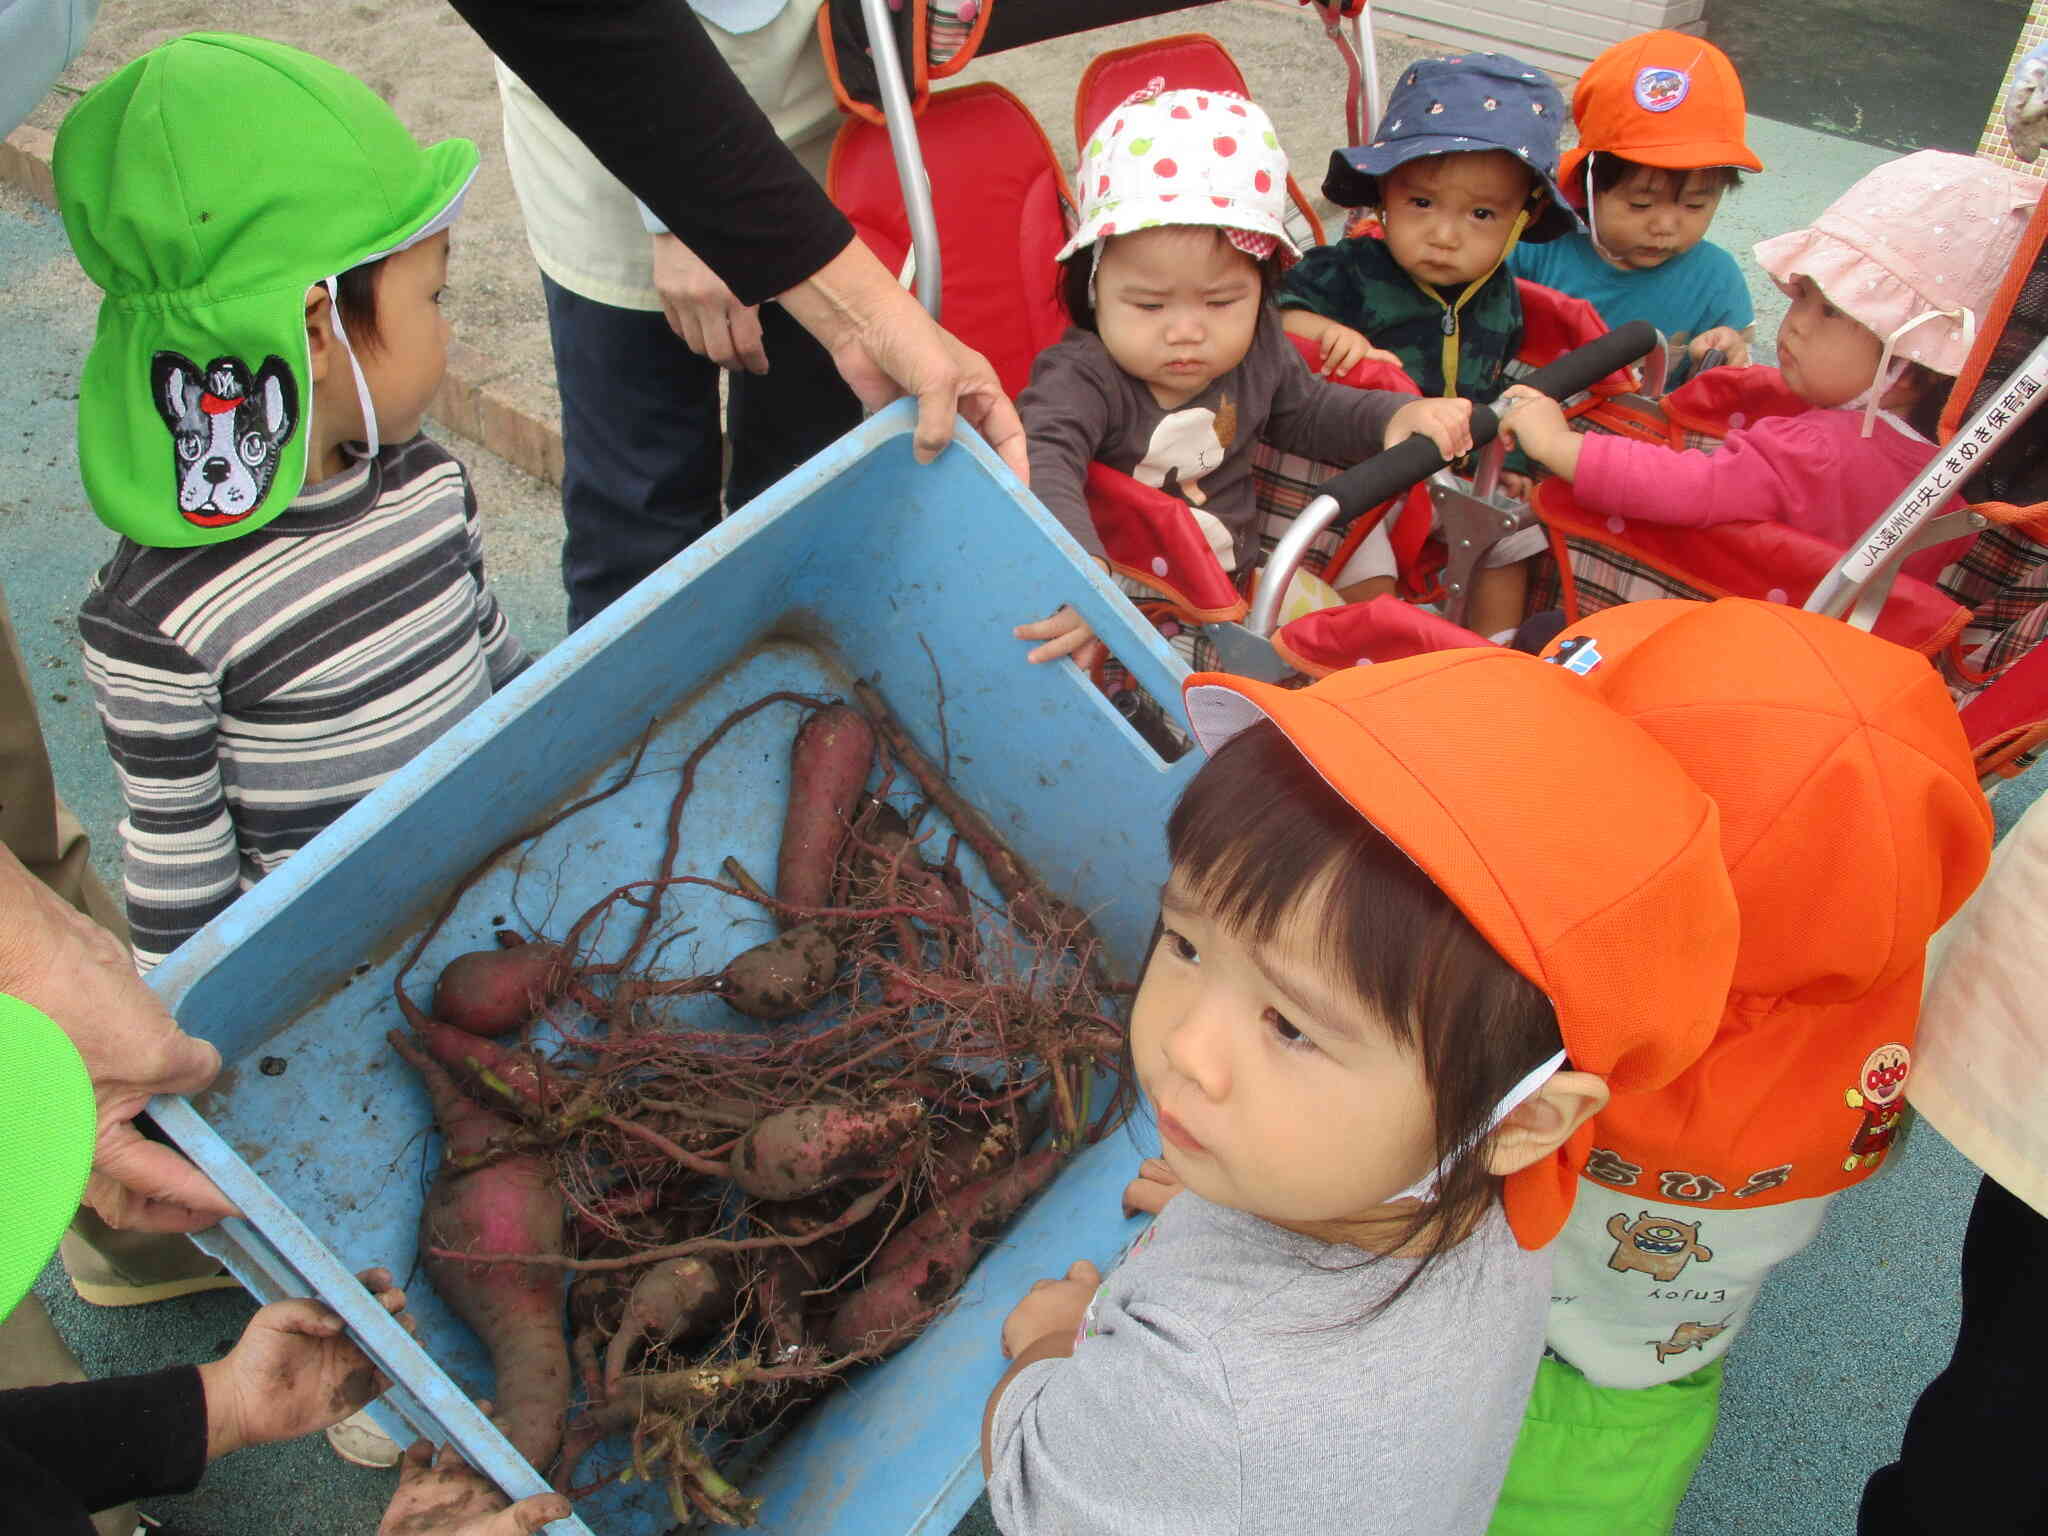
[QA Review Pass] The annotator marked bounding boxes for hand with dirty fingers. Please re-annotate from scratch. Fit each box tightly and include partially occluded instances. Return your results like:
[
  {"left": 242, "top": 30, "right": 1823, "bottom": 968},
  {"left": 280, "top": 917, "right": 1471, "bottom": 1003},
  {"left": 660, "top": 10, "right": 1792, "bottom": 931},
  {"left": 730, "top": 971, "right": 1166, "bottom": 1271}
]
[
  {"left": 196, "top": 1267, "right": 409, "bottom": 1461},
  {"left": 379, "top": 1434, "right": 572, "bottom": 1535}
]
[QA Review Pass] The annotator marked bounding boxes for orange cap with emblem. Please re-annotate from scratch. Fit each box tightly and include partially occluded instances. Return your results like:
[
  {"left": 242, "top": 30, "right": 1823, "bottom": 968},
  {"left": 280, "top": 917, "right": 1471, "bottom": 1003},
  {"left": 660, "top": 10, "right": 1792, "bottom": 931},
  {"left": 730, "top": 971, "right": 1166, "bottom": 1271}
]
[
  {"left": 1557, "top": 30, "right": 1763, "bottom": 197},
  {"left": 1182, "top": 645, "right": 1740, "bottom": 1249}
]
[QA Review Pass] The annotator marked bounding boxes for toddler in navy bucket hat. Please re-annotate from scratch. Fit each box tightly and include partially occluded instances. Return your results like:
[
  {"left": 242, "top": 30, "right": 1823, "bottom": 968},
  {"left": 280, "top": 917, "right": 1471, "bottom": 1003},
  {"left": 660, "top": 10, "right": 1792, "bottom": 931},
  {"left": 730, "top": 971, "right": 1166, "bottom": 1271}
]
[{"left": 1275, "top": 52, "right": 1581, "bottom": 638}]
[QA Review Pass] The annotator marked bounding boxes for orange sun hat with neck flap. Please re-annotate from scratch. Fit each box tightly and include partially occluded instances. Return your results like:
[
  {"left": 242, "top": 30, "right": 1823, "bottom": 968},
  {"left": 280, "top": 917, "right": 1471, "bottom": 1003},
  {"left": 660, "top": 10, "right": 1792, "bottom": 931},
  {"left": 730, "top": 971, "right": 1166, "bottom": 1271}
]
[{"left": 1182, "top": 644, "right": 1741, "bottom": 1249}]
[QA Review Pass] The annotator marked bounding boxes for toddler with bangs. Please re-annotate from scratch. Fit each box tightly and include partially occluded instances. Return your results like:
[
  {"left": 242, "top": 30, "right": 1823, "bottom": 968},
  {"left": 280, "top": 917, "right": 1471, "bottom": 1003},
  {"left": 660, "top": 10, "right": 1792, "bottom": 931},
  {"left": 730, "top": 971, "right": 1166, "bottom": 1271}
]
[
  {"left": 1275, "top": 52, "right": 1585, "bottom": 635},
  {"left": 980, "top": 648, "right": 1744, "bottom": 1536},
  {"left": 1501, "top": 151, "right": 2043, "bottom": 588},
  {"left": 1012, "top": 84, "right": 1470, "bottom": 671},
  {"left": 1510, "top": 31, "right": 1762, "bottom": 371}
]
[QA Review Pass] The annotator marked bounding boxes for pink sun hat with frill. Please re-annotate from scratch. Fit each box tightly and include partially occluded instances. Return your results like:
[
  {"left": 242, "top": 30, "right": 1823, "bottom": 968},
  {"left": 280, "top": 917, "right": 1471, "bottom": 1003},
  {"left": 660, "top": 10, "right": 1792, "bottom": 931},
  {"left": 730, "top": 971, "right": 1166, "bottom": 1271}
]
[
  {"left": 1753, "top": 149, "right": 2044, "bottom": 377},
  {"left": 1057, "top": 82, "right": 1299, "bottom": 266}
]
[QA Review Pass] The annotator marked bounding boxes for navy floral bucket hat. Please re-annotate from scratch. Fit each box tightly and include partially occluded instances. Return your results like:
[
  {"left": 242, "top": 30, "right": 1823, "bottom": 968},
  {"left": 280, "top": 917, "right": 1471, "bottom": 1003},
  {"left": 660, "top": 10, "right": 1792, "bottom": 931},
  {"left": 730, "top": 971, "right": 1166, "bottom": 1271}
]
[{"left": 1324, "top": 53, "right": 1585, "bottom": 242}]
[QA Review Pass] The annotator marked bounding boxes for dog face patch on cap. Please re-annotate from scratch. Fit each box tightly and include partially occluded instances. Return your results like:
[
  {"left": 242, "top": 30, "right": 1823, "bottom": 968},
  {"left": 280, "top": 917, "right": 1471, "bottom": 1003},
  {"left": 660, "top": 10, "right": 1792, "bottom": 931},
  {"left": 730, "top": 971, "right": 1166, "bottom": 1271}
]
[
  {"left": 1634, "top": 66, "right": 1691, "bottom": 113},
  {"left": 151, "top": 351, "right": 301, "bottom": 531}
]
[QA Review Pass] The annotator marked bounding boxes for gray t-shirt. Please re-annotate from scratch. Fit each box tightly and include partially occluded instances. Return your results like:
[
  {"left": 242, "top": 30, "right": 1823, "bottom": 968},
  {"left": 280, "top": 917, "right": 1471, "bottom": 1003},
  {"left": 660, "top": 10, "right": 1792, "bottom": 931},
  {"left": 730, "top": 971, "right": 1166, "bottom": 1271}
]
[
  {"left": 1018, "top": 313, "right": 1404, "bottom": 569},
  {"left": 987, "top": 1193, "right": 1549, "bottom": 1536}
]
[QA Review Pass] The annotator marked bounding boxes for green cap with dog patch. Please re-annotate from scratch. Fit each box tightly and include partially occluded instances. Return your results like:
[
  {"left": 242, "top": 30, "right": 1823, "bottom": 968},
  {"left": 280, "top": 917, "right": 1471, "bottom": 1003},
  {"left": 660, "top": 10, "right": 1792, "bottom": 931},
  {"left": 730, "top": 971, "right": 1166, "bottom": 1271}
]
[{"left": 53, "top": 32, "right": 477, "bottom": 548}]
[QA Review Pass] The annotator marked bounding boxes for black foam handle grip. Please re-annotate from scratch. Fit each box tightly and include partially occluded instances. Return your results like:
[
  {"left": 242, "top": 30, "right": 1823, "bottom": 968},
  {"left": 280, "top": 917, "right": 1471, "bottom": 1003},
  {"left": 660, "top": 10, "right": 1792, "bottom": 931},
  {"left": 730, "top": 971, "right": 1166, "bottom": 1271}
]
[{"left": 1315, "top": 320, "right": 1659, "bottom": 520}]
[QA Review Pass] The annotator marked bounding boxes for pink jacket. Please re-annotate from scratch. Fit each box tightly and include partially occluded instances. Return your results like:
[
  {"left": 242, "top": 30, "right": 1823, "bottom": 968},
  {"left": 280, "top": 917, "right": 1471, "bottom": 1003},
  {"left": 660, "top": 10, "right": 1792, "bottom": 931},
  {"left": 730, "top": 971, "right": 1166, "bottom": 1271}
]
[{"left": 1572, "top": 406, "right": 1973, "bottom": 587}]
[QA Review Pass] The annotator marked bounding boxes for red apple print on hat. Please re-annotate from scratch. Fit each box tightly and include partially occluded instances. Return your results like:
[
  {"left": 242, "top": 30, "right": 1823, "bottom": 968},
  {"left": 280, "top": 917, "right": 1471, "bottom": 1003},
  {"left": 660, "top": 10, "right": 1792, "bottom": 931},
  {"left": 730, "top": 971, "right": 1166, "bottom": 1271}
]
[
  {"left": 1155, "top": 158, "right": 1178, "bottom": 177},
  {"left": 1229, "top": 103, "right": 1247, "bottom": 116},
  {"left": 1213, "top": 136, "right": 1237, "bottom": 156},
  {"left": 1100, "top": 222, "right": 1116, "bottom": 236},
  {"left": 1196, "top": 96, "right": 1209, "bottom": 108},
  {"left": 1170, "top": 105, "right": 1192, "bottom": 119},
  {"left": 1211, "top": 196, "right": 1229, "bottom": 207},
  {"left": 1254, "top": 169, "right": 1272, "bottom": 193},
  {"left": 1160, "top": 193, "right": 1177, "bottom": 202},
  {"left": 1098, "top": 174, "right": 1110, "bottom": 194}
]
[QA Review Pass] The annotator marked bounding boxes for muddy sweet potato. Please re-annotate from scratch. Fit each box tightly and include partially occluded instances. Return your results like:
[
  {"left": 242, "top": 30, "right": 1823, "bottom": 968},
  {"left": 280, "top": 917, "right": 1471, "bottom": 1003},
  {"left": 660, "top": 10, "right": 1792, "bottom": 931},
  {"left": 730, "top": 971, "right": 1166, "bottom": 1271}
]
[
  {"left": 433, "top": 933, "right": 568, "bottom": 1037},
  {"left": 412, "top": 1018, "right": 568, "bottom": 1116},
  {"left": 389, "top": 1030, "right": 570, "bottom": 1471},
  {"left": 602, "top": 1256, "right": 732, "bottom": 1392},
  {"left": 729, "top": 1096, "right": 924, "bottom": 1201},
  {"left": 711, "top": 923, "right": 840, "bottom": 1020},
  {"left": 825, "top": 1146, "right": 1061, "bottom": 1357},
  {"left": 775, "top": 704, "right": 875, "bottom": 926}
]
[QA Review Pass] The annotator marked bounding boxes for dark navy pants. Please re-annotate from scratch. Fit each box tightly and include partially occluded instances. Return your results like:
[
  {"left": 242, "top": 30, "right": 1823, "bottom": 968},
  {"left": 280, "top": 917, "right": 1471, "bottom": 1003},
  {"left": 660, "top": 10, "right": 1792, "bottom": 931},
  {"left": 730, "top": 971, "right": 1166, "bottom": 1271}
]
[
  {"left": 542, "top": 274, "right": 862, "bottom": 630},
  {"left": 1859, "top": 1175, "right": 2048, "bottom": 1535}
]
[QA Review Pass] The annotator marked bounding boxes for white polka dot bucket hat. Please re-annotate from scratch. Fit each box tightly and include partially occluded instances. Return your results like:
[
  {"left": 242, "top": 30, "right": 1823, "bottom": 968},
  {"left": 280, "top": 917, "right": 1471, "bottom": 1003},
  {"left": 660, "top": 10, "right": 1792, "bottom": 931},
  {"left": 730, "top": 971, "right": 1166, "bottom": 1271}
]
[{"left": 1058, "top": 82, "right": 1299, "bottom": 266}]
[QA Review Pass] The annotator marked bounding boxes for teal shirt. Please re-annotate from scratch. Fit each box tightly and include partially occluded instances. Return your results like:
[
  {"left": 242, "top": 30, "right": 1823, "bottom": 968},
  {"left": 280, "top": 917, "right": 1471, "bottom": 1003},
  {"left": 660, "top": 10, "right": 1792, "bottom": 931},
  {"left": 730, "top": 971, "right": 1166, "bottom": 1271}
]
[{"left": 1510, "top": 234, "right": 1754, "bottom": 347}]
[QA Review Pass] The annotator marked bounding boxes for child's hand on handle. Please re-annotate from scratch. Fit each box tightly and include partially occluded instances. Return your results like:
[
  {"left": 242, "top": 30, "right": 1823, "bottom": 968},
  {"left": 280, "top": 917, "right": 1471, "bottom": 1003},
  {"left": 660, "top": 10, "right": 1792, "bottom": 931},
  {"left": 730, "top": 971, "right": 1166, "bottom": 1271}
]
[
  {"left": 197, "top": 1266, "right": 411, "bottom": 1461},
  {"left": 377, "top": 1434, "right": 573, "bottom": 1535},
  {"left": 1385, "top": 396, "right": 1475, "bottom": 461},
  {"left": 1496, "top": 386, "right": 1582, "bottom": 482},
  {"left": 1688, "top": 327, "right": 1750, "bottom": 369},
  {"left": 1121, "top": 1156, "right": 1186, "bottom": 1218},
  {"left": 1015, "top": 605, "right": 1107, "bottom": 669},
  {"left": 1000, "top": 1259, "right": 1103, "bottom": 1359}
]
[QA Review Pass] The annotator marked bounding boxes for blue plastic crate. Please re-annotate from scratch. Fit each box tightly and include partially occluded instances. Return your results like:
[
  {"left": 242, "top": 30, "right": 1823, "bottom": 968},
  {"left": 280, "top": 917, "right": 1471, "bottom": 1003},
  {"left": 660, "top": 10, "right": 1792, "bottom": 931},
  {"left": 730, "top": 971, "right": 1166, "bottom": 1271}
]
[{"left": 147, "top": 402, "right": 1194, "bottom": 1535}]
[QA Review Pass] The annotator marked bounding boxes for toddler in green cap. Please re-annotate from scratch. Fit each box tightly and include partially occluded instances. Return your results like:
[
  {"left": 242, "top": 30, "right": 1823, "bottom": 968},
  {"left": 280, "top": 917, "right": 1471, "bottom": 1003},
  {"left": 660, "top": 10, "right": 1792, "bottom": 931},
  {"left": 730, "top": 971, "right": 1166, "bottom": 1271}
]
[{"left": 54, "top": 32, "right": 530, "bottom": 971}]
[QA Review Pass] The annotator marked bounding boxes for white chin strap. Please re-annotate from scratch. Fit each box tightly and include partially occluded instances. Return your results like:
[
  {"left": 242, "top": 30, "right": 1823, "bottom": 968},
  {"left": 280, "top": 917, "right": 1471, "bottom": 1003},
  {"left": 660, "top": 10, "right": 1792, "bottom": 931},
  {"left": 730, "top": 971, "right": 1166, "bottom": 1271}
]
[
  {"left": 1388, "top": 1048, "right": 1568, "bottom": 1205},
  {"left": 321, "top": 275, "right": 381, "bottom": 459},
  {"left": 1850, "top": 303, "right": 1974, "bottom": 439}
]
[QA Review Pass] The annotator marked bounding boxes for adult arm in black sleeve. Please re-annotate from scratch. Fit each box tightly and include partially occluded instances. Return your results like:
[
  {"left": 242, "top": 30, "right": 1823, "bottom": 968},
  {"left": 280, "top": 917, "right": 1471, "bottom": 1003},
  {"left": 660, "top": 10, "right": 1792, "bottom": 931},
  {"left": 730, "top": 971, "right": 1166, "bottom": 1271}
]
[
  {"left": 446, "top": 0, "right": 848, "bottom": 305},
  {"left": 447, "top": 0, "right": 1029, "bottom": 480},
  {"left": 0, "top": 1368, "right": 208, "bottom": 1527}
]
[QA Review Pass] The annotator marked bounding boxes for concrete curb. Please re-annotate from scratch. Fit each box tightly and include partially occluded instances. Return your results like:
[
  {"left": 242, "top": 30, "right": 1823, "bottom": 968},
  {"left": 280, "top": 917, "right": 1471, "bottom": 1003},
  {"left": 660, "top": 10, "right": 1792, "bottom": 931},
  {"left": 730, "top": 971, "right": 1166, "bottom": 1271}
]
[{"left": 0, "top": 123, "right": 566, "bottom": 490}]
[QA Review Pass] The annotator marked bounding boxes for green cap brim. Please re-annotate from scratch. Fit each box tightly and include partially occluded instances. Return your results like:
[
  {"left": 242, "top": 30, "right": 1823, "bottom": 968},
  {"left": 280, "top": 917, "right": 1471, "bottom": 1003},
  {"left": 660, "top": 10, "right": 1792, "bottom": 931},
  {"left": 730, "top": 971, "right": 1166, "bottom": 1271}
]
[{"left": 0, "top": 995, "right": 96, "bottom": 1323}]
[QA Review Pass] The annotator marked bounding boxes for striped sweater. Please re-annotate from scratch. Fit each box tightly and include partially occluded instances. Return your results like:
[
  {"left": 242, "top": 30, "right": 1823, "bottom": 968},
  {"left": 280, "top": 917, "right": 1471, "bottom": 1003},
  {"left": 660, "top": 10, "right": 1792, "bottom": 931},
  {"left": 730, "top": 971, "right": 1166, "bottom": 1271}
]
[{"left": 80, "top": 436, "right": 531, "bottom": 970}]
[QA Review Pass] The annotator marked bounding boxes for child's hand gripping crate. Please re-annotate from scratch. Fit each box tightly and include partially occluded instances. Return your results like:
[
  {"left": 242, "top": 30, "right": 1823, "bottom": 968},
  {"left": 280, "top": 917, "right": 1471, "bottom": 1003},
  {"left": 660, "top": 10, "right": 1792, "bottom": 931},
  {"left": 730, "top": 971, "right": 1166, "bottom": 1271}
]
[{"left": 143, "top": 401, "right": 1196, "bottom": 1535}]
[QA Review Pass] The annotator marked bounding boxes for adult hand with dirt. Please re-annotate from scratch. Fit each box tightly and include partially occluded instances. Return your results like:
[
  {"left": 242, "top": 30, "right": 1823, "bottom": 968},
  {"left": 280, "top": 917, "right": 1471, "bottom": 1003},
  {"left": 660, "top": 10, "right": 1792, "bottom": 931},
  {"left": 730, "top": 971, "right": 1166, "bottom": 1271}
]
[
  {"left": 0, "top": 845, "right": 235, "bottom": 1233},
  {"left": 653, "top": 232, "right": 769, "bottom": 375},
  {"left": 378, "top": 1437, "right": 572, "bottom": 1535}
]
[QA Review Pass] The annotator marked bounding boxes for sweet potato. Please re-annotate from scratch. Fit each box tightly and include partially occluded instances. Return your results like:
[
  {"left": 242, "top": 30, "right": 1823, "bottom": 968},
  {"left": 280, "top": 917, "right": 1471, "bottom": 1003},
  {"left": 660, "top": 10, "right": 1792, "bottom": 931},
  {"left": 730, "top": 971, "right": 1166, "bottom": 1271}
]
[
  {"left": 775, "top": 704, "right": 875, "bottom": 926},
  {"left": 389, "top": 1030, "right": 570, "bottom": 1471},
  {"left": 925, "top": 1101, "right": 1048, "bottom": 1198},
  {"left": 412, "top": 1017, "right": 567, "bottom": 1116},
  {"left": 825, "top": 1146, "right": 1061, "bottom": 1357},
  {"left": 712, "top": 923, "right": 839, "bottom": 1020},
  {"left": 752, "top": 1247, "right": 816, "bottom": 1363},
  {"left": 602, "top": 1256, "right": 731, "bottom": 1392},
  {"left": 433, "top": 933, "right": 568, "bottom": 1037},
  {"left": 729, "top": 1096, "right": 925, "bottom": 1201}
]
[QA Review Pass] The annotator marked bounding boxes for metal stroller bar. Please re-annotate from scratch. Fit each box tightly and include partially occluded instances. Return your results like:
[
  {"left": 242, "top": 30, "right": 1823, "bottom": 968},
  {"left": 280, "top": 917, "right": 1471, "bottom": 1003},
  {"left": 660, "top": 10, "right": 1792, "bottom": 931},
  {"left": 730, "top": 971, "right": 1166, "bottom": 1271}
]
[
  {"left": 861, "top": 0, "right": 943, "bottom": 317},
  {"left": 1241, "top": 322, "right": 1659, "bottom": 642},
  {"left": 1807, "top": 333, "right": 2048, "bottom": 625}
]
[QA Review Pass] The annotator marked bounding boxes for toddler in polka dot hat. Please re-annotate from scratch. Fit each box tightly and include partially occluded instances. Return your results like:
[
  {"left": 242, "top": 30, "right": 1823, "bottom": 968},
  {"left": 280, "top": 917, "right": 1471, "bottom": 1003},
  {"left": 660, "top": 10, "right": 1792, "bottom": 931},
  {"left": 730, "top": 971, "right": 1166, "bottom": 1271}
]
[
  {"left": 1498, "top": 148, "right": 2045, "bottom": 592},
  {"left": 1013, "top": 82, "right": 1477, "bottom": 671}
]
